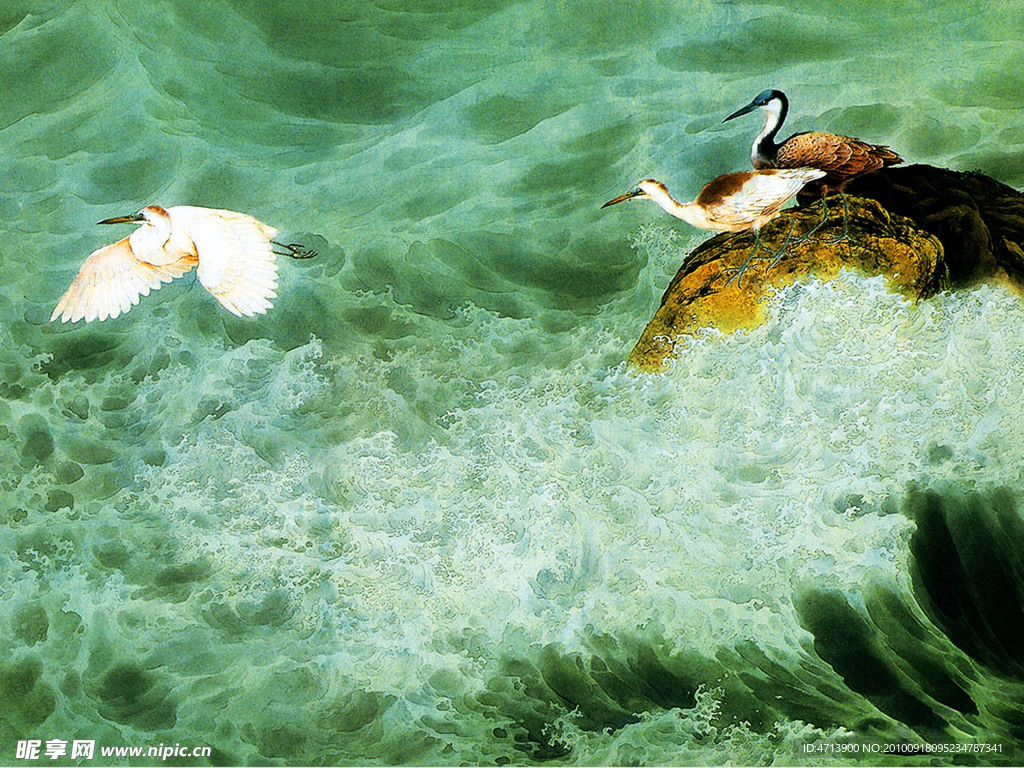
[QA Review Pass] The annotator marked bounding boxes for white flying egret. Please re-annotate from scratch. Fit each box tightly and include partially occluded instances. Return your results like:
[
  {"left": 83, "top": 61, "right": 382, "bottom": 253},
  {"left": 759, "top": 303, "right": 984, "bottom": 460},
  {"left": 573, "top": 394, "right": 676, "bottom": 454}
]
[{"left": 51, "top": 205, "right": 315, "bottom": 323}]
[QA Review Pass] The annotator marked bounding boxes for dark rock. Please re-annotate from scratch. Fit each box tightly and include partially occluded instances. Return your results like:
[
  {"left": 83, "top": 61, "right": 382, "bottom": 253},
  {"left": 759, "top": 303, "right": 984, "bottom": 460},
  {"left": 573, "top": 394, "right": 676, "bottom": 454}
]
[{"left": 848, "top": 164, "right": 1024, "bottom": 285}]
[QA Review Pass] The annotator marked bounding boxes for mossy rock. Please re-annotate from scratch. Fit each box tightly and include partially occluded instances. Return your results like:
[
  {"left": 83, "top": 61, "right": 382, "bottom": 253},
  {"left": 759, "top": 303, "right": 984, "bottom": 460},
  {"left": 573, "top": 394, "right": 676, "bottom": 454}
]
[{"left": 629, "top": 195, "right": 944, "bottom": 372}]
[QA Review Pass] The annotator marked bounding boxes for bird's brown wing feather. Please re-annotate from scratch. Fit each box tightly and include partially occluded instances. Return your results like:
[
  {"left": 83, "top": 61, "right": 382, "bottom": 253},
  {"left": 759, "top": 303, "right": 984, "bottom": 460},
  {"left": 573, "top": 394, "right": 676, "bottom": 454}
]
[
  {"left": 777, "top": 132, "right": 901, "bottom": 184},
  {"left": 51, "top": 237, "right": 197, "bottom": 323},
  {"left": 778, "top": 131, "right": 901, "bottom": 188},
  {"left": 700, "top": 169, "right": 824, "bottom": 230},
  {"left": 695, "top": 173, "right": 749, "bottom": 209}
]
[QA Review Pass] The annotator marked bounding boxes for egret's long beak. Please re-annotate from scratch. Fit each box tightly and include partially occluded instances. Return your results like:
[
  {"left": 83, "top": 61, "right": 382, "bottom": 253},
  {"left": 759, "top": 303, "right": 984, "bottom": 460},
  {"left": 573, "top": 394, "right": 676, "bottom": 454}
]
[
  {"left": 97, "top": 213, "right": 144, "bottom": 225},
  {"left": 601, "top": 189, "right": 643, "bottom": 208},
  {"left": 722, "top": 100, "right": 759, "bottom": 123}
]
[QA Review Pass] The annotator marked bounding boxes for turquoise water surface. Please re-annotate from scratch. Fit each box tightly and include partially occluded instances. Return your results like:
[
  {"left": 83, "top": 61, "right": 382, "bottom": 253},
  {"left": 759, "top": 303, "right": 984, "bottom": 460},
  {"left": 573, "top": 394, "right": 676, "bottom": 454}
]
[{"left": 3, "top": 1, "right": 1024, "bottom": 765}]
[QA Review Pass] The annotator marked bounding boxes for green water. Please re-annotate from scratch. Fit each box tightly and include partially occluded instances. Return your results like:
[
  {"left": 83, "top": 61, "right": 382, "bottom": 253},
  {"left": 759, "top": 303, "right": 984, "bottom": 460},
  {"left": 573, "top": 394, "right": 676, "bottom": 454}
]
[{"left": 3, "top": 1, "right": 1024, "bottom": 765}]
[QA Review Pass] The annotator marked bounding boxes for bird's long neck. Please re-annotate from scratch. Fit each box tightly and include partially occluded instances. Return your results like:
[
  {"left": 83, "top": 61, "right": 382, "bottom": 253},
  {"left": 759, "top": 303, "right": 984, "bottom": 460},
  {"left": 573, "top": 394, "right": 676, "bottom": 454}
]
[
  {"left": 644, "top": 186, "right": 709, "bottom": 229},
  {"left": 752, "top": 93, "right": 787, "bottom": 167},
  {"left": 128, "top": 214, "right": 172, "bottom": 257}
]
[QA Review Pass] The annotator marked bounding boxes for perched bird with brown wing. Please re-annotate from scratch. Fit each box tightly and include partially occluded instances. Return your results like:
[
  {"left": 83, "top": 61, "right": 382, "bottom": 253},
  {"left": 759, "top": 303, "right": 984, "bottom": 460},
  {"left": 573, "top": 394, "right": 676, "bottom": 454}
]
[
  {"left": 602, "top": 167, "right": 825, "bottom": 285},
  {"left": 722, "top": 89, "right": 902, "bottom": 195},
  {"left": 51, "top": 205, "right": 315, "bottom": 323},
  {"left": 723, "top": 89, "right": 901, "bottom": 241}
]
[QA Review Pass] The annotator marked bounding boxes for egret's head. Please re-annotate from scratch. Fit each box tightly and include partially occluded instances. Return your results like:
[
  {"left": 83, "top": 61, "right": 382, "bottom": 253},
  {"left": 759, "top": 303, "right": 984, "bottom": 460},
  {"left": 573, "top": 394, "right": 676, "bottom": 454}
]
[
  {"left": 601, "top": 179, "right": 668, "bottom": 208},
  {"left": 97, "top": 205, "right": 168, "bottom": 226},
  {"left": 723, "top": 88, "right": 786, "bottom": 122}
]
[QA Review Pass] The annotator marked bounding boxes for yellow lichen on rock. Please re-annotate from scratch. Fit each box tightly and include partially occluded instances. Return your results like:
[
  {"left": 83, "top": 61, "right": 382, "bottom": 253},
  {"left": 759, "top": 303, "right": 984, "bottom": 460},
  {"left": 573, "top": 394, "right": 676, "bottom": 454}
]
[{"left": 628, "top": 196, "right": 945, "bottom": 372}]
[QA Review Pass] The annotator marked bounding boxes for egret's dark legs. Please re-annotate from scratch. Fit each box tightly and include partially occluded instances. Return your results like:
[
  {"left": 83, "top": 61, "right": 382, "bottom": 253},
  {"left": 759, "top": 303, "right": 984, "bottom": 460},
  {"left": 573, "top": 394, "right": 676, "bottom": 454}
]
[
  {"left": 722, "top": 229, "right": 765, "bottom": 288},
  {"left": 818, "top": 193, "right": 851, "bottom": 244},
  {"left": 722, "top": 220, "right": 796, "bottom": 288},
  {"left": 792, "top": 194, "right": 851, "bottom": 246},
  {"left": 788, "top": 196, "right": 831, "bottom": 244},
  {"left": 762, "top": 220, "right": 801, "bottom": 272},
  {"left": 272, "top": 240, "right": 317, "bottom": 259}
]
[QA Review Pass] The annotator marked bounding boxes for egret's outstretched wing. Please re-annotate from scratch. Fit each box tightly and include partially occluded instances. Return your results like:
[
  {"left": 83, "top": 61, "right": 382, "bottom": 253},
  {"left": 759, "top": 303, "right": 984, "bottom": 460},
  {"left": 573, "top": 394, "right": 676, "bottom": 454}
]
[
  {"left": 700, "top": 168, "right": 825, "bottom": 229},
  {"left": 51, "top": 237, "right": 197, "bottom": 323},
  {"left": 180, "top": 207, "right": 280, "bottom": 317}
]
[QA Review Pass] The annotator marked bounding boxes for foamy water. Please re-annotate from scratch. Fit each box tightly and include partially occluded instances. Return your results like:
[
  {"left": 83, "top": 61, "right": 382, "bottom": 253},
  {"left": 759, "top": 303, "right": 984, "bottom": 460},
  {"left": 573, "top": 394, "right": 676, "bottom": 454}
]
[{"left": 2, "top": 1, "right": 1024, "bottom": 765}]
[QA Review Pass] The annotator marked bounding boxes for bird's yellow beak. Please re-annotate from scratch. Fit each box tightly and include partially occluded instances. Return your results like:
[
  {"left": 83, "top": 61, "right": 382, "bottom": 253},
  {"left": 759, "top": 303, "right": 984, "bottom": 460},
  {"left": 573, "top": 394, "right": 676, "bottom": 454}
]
[
  {"left": 601, "top": 189, "right": 643, "bottom": 208},
  {"left": 97, "top": 213, "right": 144, "bottom": 225}
]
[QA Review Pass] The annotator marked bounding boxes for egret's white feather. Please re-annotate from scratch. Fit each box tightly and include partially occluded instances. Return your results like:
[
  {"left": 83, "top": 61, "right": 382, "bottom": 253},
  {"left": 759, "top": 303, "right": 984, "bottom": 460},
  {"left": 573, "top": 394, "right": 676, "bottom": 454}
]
[
  {"left": 711, "top": 168, "right": 825, "bottom": 229},
  {"left": 176, "top": 207, "right": 281, "bottom": 317},
  {"left": 51, "top": 237, "right": 197, "bottom": 323},
  {"left": 51, "top": 204, "right": 293, "bottom": 323}
]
